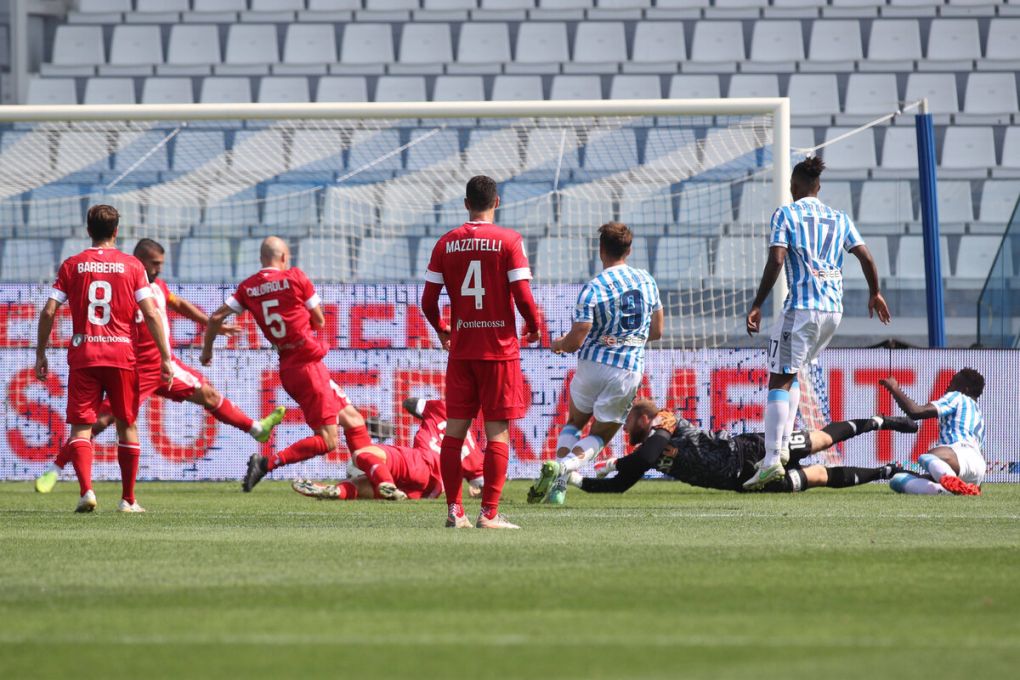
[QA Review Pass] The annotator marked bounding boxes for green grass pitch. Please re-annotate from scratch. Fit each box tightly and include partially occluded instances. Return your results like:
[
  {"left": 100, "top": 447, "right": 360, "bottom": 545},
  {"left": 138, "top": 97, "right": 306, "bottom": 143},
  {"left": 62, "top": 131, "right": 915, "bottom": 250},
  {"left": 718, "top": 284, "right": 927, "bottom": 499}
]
[{"left": 2, "top": 480, "right": 1019, "bottom": 679}]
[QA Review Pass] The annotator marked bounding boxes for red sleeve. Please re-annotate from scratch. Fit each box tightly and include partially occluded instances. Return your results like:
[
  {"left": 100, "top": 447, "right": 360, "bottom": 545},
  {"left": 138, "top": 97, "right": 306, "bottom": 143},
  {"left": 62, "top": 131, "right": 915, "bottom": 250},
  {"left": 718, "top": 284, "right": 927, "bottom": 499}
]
[
  {"left": 295, "top": 268, "right": 321, "bottom": 310},
  {"left": 510, "top": 279, "right": 541, "bottom": 335},
  {"left": 421, "top": 282, "right": 446, "bottom": 334},
  {"left": 424, "top": 239, "right": 444, "bottom": 286},
  {"left": 505, "top": 234, "right": 532, "bottom": 284}
]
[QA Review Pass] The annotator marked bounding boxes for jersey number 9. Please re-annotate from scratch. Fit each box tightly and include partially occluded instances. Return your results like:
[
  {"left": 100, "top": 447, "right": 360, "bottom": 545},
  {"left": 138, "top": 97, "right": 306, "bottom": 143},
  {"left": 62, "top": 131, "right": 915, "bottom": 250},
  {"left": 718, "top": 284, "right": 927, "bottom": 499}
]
[{"left": 620, "top": 289, "right": 643, "bottom": 331}]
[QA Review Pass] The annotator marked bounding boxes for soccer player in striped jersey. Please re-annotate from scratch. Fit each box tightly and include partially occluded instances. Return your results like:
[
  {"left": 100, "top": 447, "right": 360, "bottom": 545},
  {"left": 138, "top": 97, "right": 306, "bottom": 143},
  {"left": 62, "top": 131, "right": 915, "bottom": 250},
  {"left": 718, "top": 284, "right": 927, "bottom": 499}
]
[
  {"left": 528, "top": 222, "right": 663, "bottom": 505},
  {"left": 880, "top": 369, "right": 986, "bottom": 495},
  {"left": 745, "top": 157, "right": 891, "bottom": 490}
]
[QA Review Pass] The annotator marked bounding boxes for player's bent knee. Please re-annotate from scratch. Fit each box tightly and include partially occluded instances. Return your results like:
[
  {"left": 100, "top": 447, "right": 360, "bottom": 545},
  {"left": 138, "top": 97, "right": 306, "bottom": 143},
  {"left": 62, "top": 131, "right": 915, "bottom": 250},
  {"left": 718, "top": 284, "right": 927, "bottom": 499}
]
[{"left": 889, "top": 473, "right": 911, "bottom": 494}]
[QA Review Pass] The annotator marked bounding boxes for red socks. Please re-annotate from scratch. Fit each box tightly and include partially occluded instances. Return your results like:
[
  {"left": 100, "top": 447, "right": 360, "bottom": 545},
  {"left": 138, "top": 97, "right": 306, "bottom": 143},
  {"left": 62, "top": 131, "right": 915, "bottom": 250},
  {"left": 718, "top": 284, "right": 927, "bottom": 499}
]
[
  {"left": 117, "top": 441, "right": 141, "bottom": 504},
  {"left": 268, "top": 435, "right": 328, "bottom": 470},
  {"left": 344, "top": 424, "right": 372, "bottom": 453},
  {"left": 440, "top": 435, "right": 465, "bottom": 507},
  {"left": 209, "top": 396, "right": 254, "bottom": 432},
  {"left": 481, "top": 441, "right": 510, "bottom": 519},
  {"left": 337, "top": 481, "right": 358, "bottom": 500},
  {"left": 64, "top": 438, "right": 93, "bottom": 496},
  {"left": 354, "top": 452, "right": 394, "bottom": 497}
]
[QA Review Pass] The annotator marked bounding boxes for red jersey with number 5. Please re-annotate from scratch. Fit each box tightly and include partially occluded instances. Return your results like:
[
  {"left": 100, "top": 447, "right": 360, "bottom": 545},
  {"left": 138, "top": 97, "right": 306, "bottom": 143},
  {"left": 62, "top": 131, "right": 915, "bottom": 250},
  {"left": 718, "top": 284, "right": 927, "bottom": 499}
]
[
  {"left": 225, "top": 267, "right": 326, "bottom": 366},
  {"left": 50, "top": 246, "right": 152, "bottom": 370},
  {"left": 425, "top": 221, "right": 532, "bottom": 360}
]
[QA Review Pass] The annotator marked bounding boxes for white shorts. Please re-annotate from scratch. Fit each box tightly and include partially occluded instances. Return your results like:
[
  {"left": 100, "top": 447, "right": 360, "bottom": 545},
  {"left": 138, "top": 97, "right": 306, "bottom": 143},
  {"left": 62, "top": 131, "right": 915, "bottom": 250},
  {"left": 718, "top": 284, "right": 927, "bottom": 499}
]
[
  {"left": 569, "top": 359, "right": 642, "bottom": 424},
  {"left": 947, "top": 441, "right": 986, "bottom": 486},
  {"left": 769, "top": 308, "right": 842, "bottom": 375}
]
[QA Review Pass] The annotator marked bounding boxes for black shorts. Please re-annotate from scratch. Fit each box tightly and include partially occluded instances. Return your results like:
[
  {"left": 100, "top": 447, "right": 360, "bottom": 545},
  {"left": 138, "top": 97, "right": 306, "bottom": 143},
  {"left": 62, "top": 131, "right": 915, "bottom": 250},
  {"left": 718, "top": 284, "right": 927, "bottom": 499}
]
[{"left": 733, "top": 430, "right": 812, "bottom": 486}]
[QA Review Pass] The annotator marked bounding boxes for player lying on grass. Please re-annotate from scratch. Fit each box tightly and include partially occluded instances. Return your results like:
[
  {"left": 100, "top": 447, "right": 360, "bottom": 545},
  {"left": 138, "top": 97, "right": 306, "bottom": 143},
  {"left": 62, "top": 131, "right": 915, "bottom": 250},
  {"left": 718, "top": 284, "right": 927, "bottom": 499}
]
[
  {"left": 34, "top": 239, "right": 287, "bottom": 503},
  {"left": 530, "top": 222, "right": 663, "bottom": 506},
  {"left": 292, "top": 396, "right": 484, "bottom": 501},
  {"left": 880, "top": 369, "right": 986, "bottom": 496},
  {"left": 568, "top": 399, "right": 916, "bottom": 496}
]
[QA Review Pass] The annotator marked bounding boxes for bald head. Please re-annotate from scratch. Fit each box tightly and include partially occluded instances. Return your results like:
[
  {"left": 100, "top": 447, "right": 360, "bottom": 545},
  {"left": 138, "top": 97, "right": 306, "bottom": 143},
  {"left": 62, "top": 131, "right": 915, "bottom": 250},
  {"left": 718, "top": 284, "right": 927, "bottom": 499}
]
[{"left": 260, "top": 236, "right": 290, "bottom": 269}]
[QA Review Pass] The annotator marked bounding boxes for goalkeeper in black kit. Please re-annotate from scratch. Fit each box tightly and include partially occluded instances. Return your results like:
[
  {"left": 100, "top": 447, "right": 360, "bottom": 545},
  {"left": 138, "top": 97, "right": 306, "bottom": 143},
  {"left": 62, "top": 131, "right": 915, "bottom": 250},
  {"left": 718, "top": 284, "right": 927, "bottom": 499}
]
[{"left": 574, "top": 399, "right": 918, "bottom": 494}]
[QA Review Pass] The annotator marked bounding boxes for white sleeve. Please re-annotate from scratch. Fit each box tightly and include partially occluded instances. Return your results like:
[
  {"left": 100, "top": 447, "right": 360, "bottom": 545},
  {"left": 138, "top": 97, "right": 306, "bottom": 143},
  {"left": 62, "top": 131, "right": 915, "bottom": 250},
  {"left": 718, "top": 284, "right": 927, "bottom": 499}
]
[
  {"left": 304, "top": 292, "right": 321, "bottom": 310},
  {"left": 225, "top": 296, "right": 243, "bottom": 314},
  {"left": 135, "top": 287, "right": 154, "bottom": 303},
  {"left": 48, "top": 288, "right": 67, "bottom": 304},
  {"left": 425, "top": 269, "right": 444, "bottom": 284}
]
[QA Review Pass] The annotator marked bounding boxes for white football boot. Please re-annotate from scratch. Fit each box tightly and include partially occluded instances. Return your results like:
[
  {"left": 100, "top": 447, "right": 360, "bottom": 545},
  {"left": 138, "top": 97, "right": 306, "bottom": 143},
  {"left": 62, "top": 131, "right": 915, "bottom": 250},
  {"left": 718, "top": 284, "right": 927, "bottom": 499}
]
[
  {"left": 75, "top": 490, "right": 97, "bottom": 513},
  {"left": 476, "top": 512, "right": 520, "bottom": 529},
  {"left": 117, "top": 499, "right": 146, "bottom": 513}
]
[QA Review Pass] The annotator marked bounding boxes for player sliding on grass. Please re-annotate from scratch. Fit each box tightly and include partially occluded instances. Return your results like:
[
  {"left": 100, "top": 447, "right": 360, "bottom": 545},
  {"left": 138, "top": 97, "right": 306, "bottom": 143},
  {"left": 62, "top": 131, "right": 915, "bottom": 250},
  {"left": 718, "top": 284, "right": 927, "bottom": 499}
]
[
  {"left": 34, "top": 239, "right": 286, "bottom": 502},
  {"left": 881, "top": 369, "right": 986, "bottom": 496},
  {"left": 201, "top": 236, "right": 373, "bottom": 492},
  {"left": 528, "top": 222, "right": 663, "bottom": 506},
  {"left": 292, "top": 396, "right": 484, "bottom": 501},
  {"left": 35, "top": 205, "right": 173, "bottom": 513},
  {"left": 745, "top": 156, "right": 891, "bottom": 490},
  {"left": 569, "top": 398, "right": 917, "bottom": 495}
]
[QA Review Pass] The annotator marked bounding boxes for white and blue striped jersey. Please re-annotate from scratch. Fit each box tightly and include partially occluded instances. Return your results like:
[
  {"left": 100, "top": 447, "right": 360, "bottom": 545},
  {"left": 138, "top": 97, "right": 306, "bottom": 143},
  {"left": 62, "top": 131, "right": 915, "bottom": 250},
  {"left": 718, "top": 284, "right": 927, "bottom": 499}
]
[
  {"left": 769, "top": 196, "right": 865, "bottom": 313},
  {"left": 932, "top": 391, "right": 985, "bottom": 449},
  {"left": 573, "top": 264, "right": 662, "bottom": 373}
]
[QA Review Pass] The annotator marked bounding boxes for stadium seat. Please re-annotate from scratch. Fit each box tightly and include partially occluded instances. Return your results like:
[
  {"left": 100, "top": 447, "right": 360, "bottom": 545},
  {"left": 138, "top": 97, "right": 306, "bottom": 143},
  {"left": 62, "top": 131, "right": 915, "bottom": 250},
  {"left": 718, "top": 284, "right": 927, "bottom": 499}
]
[
  {"left": 26, "top": 78, "right": 77, "bottom": 105},
  {"left": 549, "top": 76, "right": 602, "bottom": 100},
  {"left": 194, "top": 0, "right": 246, "bottom": 10},
  {"left": 27, "top": 185, "right": 85, "bottom": 238},
  {"left": 406, "top": 129, "right": 461, "bottom": 172},
  {"left": 584, "top": 129, "right": 639, "bottom": 173},
  {"left": 379, "top": 183, "right": 439, "bottom": 230},
  {"left": 425, "top": 0, "right": 478, "bottom": 8},
  {"left": 875, "top": 127, "right": 919, "bottom": 179},
  {"left": 58, "top": 238, "right": 93, "bottom": 266},
  {"left": 727, "top": 75, "right": 779, "bottom": 99},
  {"left": 654, "top": 237, "right": 711, "bottom": 286},
  {"left": 857, "top": 181, "right": 913, "bottom": 233},
  {"left": 491, "top": 75, "right": 544, "bottom": 101},
  {"left": 230, "top": 130, "right": 288, "bottom": 179},
  {"left": 164, "top": 25, "right": 221, "bottom": 74},
  {"left": 83, "top": 78, "right": 136, "bottom": 105},
  {"left": 952, "top": 236, "right": 1004, "bottom": 287},
  {"left": 298, "top": 236, "right": 352, "bottom": 282},
  {"left": 976, "top": 180, "right": 1020, "bottom": 229},
  {"left": 177, "top": 238, "right": 234, "bottom": 282},
  {"left": 259, "top": 184, "right": 319, "bottom": 237},
  {"left": 1000, "top": 128, "right": 1020, "bottom": 178},
  {"left": 668, "top": 75, "right": 721, "bottom": 100},
  {"left": 287, "top": 128, "right": 345, "bottom": 177},
  {"left": 106, "top": 26, "right": 163, "bottom": 75},
  {"left": 940, "top": 127, "right": 996, "bottom": 179},
  {"left": 56, "top": 132, "right": 110, "bottom": 178},
  {"left": 43, "top": 26, "right": 104, "bottom": 76},
  {"left": 235, "top": 238, "right": 266, "bottom": 278},
  {"left": 354, "top": 238, "right": 413, "bottom": 281},
  {"left": 203, "top": 186, "right": 258, "bottom": 238},
  {"left": 140, "top": 0, "right": 191, "bottom": 10},
  {"left": 338, "top": 24, "right": 395, "bottom": 71},
  {"left": 374, "top": 76, "right": 427, "bottom": 103},
  {"left": 252, "top": 0, "right": 305, "bottom": 10},
  {"left": 820, "top": 127, "right": 875, "bottom": 178},
  {"left": 145, "top": 199, "right": 201, "bottom": 238},
  {"left": 512, "top": 23, "right": 570, "bottom": 73},
  {"left": 820, "top": 181, "right": 854, "bottom": 219},
  {"left": 534, "top": 237, "right": 593, "bottom": 282},
  {"left": 258, "top": 77, "right": 310, "bottom": 103},
  {"left": 79, "top": 0, "right": 131, "bottom": 10},
  {"left": 689, "top": 22, "right": 746, "bottom": 68},
  {"left": 923, "top": 20, "right": 981, "bottom": 69},
  {"left": 893, "top": 235, "right": 950, "bottom": 285},
  {"left": 524, "top": 128, "right": 580, "bottom": 177},
  {"left": 984, "top": 19, "right": 1020, "bottom": 70},
  {"left": 961, "top": 73, "right": 1018, "bottom": 125},
  {"left": 366, "top": 0, "right": 419, "bottom": 8},
  {"left": 1, "top": 132, "right": 53, "bottom": 179},
  {"left": 903, "top": 74, "right": 959, "bottom": 122},
  {"left": 864, "top": 20, "right": 922, "bottom": 70},
  {"left": 498, "top": 182, "right": 554, "bottom": 236},
  {"left": 280, "top": 24, "right": 338, "bottom": 73},
  {"left": 465, "top": 129, "right": 523, "bottom": 175},
  {"left": 678, "top": 183, "right": 733, "bottom": 229},
  {"left": 199, "top": 77, "right": 252, "bottom": 103},
  {"left": 432, "top": 76, "right": 485, "bottom": 102},
  {"left": 788, "top": 75, "right": 840, "bottom": 125},
  {"left": 570, "top": 22, "right": 627, "bottom": 73},
  {"left": 712, "top": 237, "right": 764, "bottom": 284},
  {"left": 629, "top": 22, "right": 687, "bottom": 72},
  {"left": 644, "top": 128, "right": 697, "bottom": 164},
  {"left": 0, "top": 194, "right": 23, "bottom": 237},
  {"left": 841, "top": 74, "right": 899, "bottom": 125},
  {"left": 173, "top": 131, "right": 228, "bottom": 173},
  {"left": 842, "top": 235, "right": 889, "bottom": 289},
  {"left": 347, "top": 128, "right": 403, "bottom": 176},
  {"left": 747, "top": 21, "right": 804, "bottom": 71},
  {"left": 396, "top": 23, "right": 453, "bottom": 73},
  {"left": 610, "top": 75, "right": 662, "bottom": 100},
  {"left": 558, "top": 183, "right": 615, "bottom": 233},
  {"left": 317, "top": 76, "right": 369, "bottom": 102},
  {"left": 141, "top": 77, "right": 194, "bottom": 104},
  {"left": 618, "top": 184, "right": 673, "bottom": 235},
  {"left": 454, "top": 23, "right": 511, "bottom": 73},
  {"left": 0, "top": 239, "right": 57, "bottom": 282},
  {"left": 224, "top": 24, "right": 279, "bottom": 71},
  {"left": 805, "top": 20, "right": 863, "bottom": 72},
  {"left": 735, "top": 182, "right": 773, "bottom": 227},
  {"left": 87, "top": 185, "right": 143, "bottom": 232},
  {"left": 322, "top": 185, "right": 379, "bottom": 230},
  {"left": 936, "top": 181, "right": 975, "bottom": 233},
  {"left": 114, "top": 131, "right": 172, "bottom": 176}
]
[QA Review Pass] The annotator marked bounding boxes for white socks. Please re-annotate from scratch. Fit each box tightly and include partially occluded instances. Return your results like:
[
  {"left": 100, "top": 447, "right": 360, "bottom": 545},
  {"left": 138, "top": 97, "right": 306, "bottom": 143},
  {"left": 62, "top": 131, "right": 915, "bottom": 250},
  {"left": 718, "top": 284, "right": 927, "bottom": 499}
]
[
  {"left": 919, "top": 454, "right": 956, "bottom": 482},
  {"left": 248, "top": 422, "right": 264, "bottom": 437},
  {"left": 890, "top": 473, "right": 949, "bottom": 495},
  {"left": 762, "top": 389, "right": 790, "bottom": 468},
  {"left": 566, "top": 471, "right": 583, "bottom": 488},
  {"left": 782, "top": 377, "right": 800, "bottom": 451},
  {"left": 556, "top": 425, "right": 581, "bottom": 458},
  {"left": 558, "top": 435, "right": 605, "bottom": 476}
]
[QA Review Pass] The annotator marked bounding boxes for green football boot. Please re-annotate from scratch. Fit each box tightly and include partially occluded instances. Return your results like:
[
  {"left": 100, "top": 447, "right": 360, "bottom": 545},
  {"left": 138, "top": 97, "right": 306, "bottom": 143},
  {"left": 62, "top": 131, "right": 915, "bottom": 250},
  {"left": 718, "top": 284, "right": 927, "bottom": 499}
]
[
  {"left": 253, "top": 406, "right": 286, "bottom": 443},
  {"left": 544, "top": 478, "right": 567, "bottom": 506},
  {"left": 527, "top": 460, "right": 561, "bottom": 504},
  {"left": 35, "top": 469, "right": 58, "bottom": 494}
]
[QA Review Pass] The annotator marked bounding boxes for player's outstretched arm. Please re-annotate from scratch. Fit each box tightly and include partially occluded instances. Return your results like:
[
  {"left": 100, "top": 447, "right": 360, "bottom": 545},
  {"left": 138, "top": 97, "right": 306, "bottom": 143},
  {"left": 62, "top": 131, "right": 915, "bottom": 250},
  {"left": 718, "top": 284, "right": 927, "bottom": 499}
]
[
  {"left": 850, "top": 245, "right": 891, "bottom": 324},
  {"left": 200, "top": 303, "right": 236, "bottom": 366},
  {"left": 746, "top": 246, "right": 786, "bottom": 336},
  {"left": 34, "top": 298, "right": 61, "bottom": 380},
  {"left": 879, "top": 377, "right": 938, "bottom": 420},
  {"left": 167, "top": 295, "right": 240, "bottom": 336},
  {"left": 552, "top": 321, "right": 592, "bottom": 354}
]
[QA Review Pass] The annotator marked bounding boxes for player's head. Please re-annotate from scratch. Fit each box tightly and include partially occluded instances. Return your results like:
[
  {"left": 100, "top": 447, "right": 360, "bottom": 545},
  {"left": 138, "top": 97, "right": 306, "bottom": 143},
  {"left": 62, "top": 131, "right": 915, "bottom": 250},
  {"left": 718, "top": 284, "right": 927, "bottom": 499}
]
[
  {"left": 624, "top": 398, "right": 659, "bottom": 446},
  {"left": 133, "top": 239, "right": 165, "bottom": 282},
  {"left": 260, "top": 236, "right": 290, "bottom": 270},
  {"left": 599, "top": 222, "right": 633, "bottom": 264},
  {"left": 86, "top": 204, "right": 119, "bottom": 243},
  {"left": 948, "top": 368, "right": 985, "bottom": 400},
  {"left": 464, "top": 175, "right": 500, "bottom": 215},
  {"left": 790, "top": 156, "right": 824, "bottom": 200}
]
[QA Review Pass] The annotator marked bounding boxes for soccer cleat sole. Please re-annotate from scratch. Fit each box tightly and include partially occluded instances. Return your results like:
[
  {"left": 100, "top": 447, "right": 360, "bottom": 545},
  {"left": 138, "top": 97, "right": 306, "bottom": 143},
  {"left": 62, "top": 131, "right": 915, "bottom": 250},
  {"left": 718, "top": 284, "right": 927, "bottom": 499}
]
[
  {"left": 940, "top": 475, "right": 981, "bottom": 496},
  {"left": 527, "top": 460, "right": 560, "bottom": 504},
  {"left": 376, "top": 482, "right": 408, "bottom": 501}
]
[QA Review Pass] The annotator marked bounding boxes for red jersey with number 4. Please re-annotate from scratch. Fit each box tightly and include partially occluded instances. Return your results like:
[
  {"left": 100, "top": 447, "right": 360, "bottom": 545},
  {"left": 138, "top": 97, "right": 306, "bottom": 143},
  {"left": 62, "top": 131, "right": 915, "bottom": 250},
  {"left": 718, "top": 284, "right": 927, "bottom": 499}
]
[
  {"left": 134, "top": 277, "right": 174, "bottom": 367},
  {"left": 226, "top": 267, "right": 325, "bottom": 366},
  {"left": 50, "top": 247, "right": 152, "bottom": 370},
  {"left": 425, "top": 221, "right": 532, "bottom": 360}
]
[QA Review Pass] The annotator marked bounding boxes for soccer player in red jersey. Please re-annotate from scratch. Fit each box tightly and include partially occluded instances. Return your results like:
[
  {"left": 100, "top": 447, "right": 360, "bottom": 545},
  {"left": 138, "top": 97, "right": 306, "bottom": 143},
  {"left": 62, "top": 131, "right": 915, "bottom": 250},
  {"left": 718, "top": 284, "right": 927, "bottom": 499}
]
[
  {"left": 34, "top": 239, "right": 287, "bottom": 497},
  {"left": 292, "top": 395, "right": 485, "bottom": 501},
  {"left": 201, "top": 236, "right": 372, "bottom": 491},
  {"left": 421, "top": 176, "right": 542, "bottom": 529},
  {"left": 34, "top": 205, "right": 173, "bottom": 513}
]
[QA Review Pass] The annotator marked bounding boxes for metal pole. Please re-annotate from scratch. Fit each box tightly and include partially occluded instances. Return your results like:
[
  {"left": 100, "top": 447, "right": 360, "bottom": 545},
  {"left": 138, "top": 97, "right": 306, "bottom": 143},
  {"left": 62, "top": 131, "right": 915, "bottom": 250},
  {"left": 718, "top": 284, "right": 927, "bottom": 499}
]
[
  {"left": 914, "top": 99, "right": 947, "bottom": 347},
  {"left": 10, "top": 0, "right": 28, "bottom": 104},
  {"left": 772, "top": 99, "right": 792, "bottom": 320}
]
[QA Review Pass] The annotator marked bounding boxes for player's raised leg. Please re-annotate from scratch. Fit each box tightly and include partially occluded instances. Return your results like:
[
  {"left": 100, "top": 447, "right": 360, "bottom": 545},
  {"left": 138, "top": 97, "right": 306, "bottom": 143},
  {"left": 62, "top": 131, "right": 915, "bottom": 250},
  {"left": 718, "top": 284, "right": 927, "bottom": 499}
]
[{"left": 186, "top": 381, "right": 285, "bottom": 443}]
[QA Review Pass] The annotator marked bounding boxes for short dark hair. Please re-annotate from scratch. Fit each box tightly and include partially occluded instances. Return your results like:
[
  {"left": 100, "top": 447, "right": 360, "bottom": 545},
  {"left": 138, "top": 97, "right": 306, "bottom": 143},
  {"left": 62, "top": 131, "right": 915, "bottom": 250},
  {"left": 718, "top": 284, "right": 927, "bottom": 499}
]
[
  {"left": 465, "top": 175, "right": 499, "bottom": 212},
  {"left": 792, "top": 156, "right": 825, "bottom": 186},
  {"left": 599, "top": 221, "right": 633, "bottom": 260},
  {"left": 133, "top": 238, "right": 165, "bottom": 258},
  {"left": 952, "top": 368, "right": 985, "bottom": 400},
  {"left": 86, "top": 204, "right": 119, "bottom": 241}
]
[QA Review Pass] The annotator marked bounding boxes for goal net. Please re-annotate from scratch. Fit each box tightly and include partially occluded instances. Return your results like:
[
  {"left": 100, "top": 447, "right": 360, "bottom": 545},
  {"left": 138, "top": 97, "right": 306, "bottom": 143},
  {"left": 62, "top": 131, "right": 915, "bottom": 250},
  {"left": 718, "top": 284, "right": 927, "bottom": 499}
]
[{"left": 0, "top": 100, "right": 796, "bottom": 480}]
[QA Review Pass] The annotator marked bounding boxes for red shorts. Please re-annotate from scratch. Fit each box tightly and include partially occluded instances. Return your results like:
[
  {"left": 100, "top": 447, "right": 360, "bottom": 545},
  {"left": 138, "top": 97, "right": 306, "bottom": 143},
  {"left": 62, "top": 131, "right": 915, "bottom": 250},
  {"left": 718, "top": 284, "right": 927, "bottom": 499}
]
[
  {"left": 281, "top": 360, "right": 340, "bottom": 429},
  {"left": 445, "top": 358, "right": 528, "bottom": 421},
  {"left": 138, "top": 358, "right": 204, "bottom": 404},
  {"left": 380, "top": 445, "right": 443, "bottom": 500},
  {"left": 66, "top": 366, "right": 139, "bottom": 425}
]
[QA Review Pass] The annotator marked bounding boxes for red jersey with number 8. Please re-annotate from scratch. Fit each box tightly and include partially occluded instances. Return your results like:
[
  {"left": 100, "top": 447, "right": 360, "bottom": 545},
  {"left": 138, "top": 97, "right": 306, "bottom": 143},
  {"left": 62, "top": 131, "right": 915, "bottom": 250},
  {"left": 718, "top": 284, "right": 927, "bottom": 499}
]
[
  {"left": 226, "top": 267, "right": 326, "bottom": 366},
  {"left": 50, "top": 247, "right": 152, "bottom": 370},
  {"left": 425, "top": 221, "right": 532, "bottom": 361}
]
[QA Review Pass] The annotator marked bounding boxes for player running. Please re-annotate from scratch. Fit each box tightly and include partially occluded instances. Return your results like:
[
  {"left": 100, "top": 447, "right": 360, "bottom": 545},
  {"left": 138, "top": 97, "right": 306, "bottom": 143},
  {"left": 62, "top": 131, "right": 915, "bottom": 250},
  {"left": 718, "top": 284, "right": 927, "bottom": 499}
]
[
  {"left": 528, "top": 221, "right": 663, "bottom": 506},
  {"left": 421, "top": 175, "right": 542, "bottom": 529},
  {"left": 292, "top": 396, "right": 484, "bottom": 501},
  {"left": 572, "top": 399, "right": 917, "bottom": 495},
  {"left": 201, "top": 236, "right": 373, "bottom": 491},
  {"left": 745, "top": 156, "right": 891, "bottom": 490},
  {"left": 881, "top": 369, "right": 986, "bottom": 496},
  {"left": 34, "top": 239, "right": 286, "bottom": 498},
  {"left": 34, "top": 205, "right": 173, "bottom": 513}
]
